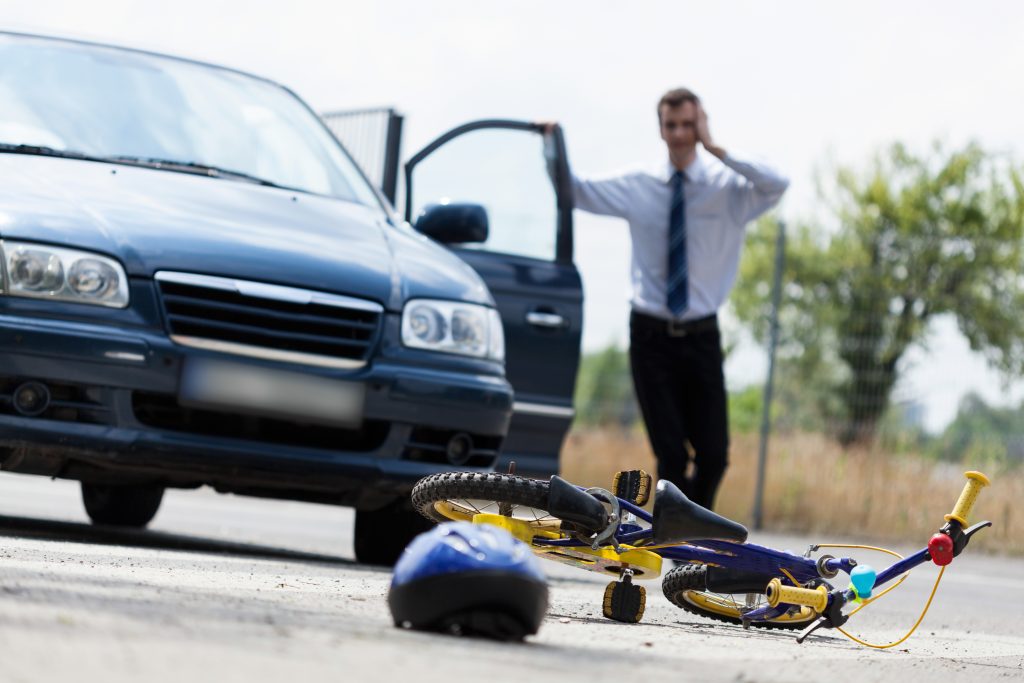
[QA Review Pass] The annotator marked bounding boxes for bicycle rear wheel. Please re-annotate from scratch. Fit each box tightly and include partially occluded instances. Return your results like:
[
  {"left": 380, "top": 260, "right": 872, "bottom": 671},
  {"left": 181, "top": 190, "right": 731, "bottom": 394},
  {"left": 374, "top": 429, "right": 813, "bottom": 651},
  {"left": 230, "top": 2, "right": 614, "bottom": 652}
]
[
  {"left": 662, "top": 563, "right": 818, "bottom": 630},
  {"left": 412, "top": 472, "right": 565, "bottom": 535}
]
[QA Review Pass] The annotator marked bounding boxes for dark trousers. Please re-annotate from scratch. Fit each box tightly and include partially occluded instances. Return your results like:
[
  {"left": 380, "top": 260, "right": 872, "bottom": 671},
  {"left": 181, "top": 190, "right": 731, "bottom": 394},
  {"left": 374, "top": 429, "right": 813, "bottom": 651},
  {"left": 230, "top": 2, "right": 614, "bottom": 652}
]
[{"left": 629, "top": 310, "right": 729, "bottom": 510}]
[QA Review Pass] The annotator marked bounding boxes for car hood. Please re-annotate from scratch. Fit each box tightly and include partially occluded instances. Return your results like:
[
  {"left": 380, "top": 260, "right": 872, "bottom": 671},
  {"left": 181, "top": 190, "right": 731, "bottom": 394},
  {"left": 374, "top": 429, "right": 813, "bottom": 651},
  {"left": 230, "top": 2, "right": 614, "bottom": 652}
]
[{"left": 0, "top": 155, "right": 490, "bottom": 310}]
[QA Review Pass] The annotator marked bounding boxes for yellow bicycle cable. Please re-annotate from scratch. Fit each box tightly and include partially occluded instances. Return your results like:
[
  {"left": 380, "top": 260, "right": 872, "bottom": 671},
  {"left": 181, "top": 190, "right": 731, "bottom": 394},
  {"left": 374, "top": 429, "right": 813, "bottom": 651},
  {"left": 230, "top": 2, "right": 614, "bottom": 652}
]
[
  {"left": 779, "top": 567, "right": 800, "bottom": 586},
  {"left": 836, "top": 565, "right": 945, "bottom": 649},
  {"left": 812, "top": 543, "right": 944, "bottom": 649},
  {"left": 815, "top": 543, "right": 904, "bottom": 559},
  {"left": 847, "top": 573, "right": 910, "bottom": 616},
  {"left": 812, "top": 543, "right": 910, "bottom": 614}
]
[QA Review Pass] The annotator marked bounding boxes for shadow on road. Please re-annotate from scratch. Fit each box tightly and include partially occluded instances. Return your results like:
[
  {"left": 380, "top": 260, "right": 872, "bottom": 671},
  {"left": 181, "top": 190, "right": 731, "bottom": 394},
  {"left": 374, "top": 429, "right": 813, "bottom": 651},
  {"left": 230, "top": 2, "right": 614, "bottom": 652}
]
[{"left": 0, "top": 513, "right": 362, "bottom": 568}]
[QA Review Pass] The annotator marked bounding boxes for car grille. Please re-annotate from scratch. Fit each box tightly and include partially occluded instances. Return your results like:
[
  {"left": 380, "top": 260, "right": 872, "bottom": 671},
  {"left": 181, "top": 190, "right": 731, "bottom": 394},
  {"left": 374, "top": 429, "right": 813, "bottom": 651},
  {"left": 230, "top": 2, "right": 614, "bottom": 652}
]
[{"left": 155, "top": 273, "right": 383, "bottom": 367}]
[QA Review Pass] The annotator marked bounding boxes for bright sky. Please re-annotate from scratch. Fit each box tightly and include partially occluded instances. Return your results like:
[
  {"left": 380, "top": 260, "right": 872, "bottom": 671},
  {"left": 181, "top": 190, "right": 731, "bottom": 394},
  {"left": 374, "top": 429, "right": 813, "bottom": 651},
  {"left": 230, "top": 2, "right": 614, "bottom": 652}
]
[{"left": 5, "top": 0, "right": 1024, "bottom": 431}]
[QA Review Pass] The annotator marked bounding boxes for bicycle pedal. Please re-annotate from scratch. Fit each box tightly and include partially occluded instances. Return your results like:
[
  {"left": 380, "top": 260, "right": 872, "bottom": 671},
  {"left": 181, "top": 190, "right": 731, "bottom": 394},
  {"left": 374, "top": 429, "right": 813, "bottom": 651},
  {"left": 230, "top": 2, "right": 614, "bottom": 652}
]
[
  {"left": 612, "top": 469, "right": 652, "bottom": 506},
  {"left": 602, "top": 579, "right": 646, "bottom": 623}
]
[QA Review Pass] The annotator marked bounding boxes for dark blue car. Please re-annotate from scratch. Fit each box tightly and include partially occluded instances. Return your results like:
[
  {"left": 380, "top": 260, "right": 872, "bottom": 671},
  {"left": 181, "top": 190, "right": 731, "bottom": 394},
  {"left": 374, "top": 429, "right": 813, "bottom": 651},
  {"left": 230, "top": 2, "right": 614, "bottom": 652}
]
[{"left": 0, "top": 32, "right": 582, "bottom": 563}]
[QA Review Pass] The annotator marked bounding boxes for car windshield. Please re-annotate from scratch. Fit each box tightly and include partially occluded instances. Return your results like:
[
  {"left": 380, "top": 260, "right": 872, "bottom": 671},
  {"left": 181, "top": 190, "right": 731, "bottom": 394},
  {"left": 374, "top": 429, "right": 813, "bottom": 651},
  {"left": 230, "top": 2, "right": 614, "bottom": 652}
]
[{"left": 0, "top": 33, "right": 380, "bottom": 205}]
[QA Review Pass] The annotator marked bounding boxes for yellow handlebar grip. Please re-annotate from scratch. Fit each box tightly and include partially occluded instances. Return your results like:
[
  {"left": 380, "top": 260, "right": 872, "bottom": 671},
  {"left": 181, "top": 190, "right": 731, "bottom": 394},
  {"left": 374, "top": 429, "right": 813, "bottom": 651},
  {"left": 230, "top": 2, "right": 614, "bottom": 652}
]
[
  {"left": 944, "top": 471, "right": 990, "bottom": 527},
  {"left": 765, "top": 578, "right": 829, "bottom": 612}
]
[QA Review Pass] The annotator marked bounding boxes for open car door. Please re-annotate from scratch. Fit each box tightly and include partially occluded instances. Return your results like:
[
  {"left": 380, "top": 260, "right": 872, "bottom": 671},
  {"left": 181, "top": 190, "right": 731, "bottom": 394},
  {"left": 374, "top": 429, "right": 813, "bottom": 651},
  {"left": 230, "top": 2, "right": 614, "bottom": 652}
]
[{"left": 404, "top": 120, "right": 582, "bottom": 478}]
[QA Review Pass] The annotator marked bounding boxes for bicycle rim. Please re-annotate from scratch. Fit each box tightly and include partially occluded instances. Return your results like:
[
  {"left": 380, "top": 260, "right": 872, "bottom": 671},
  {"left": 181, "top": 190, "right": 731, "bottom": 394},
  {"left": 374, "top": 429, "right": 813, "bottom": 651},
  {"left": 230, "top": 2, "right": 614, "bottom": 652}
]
[{"left": 680, "top": 590, "right": 816, "bottom": 625}]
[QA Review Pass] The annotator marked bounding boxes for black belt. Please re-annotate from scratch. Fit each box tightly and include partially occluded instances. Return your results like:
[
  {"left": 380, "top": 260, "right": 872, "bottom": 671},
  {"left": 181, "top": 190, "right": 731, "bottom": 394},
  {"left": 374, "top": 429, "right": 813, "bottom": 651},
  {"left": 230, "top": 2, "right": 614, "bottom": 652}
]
[{"left": 630, "top": 310, "right": 718, "bottom": 337}]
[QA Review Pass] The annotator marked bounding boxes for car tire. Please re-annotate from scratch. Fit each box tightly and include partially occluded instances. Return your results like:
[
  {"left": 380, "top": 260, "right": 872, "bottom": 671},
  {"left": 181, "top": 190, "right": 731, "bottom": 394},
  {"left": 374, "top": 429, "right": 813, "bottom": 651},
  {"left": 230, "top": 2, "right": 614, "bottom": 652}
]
[
  {"left": 354, "top": 500, "right": 433, "bottom": 566},
  {"left": 81, "top": 483, "right": 165, "bottom": 528}
]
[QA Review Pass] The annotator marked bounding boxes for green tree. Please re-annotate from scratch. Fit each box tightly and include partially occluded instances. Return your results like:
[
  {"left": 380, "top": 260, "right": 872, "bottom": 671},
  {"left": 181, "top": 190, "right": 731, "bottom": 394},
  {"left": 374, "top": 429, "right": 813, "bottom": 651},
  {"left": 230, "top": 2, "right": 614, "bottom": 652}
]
[
  {"left": 573, "top": 344, "right": 638, "bottom": 427},
  {"left": 932, "top": 392, "right": 1024, "bottom": 465},
  {"left": 734, "top": 142, "right": 1024, "bottom": 444},
  {"left": 727, "top": 384, "right": 763, "bottom": 434},
  {"left": 572, "top": 345, "right": 773, "bottom": 435}
]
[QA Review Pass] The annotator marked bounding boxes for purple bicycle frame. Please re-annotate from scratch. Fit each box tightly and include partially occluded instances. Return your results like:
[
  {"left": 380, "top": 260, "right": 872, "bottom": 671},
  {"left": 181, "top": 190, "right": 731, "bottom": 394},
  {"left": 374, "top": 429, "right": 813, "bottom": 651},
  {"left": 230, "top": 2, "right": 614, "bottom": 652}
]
[{"left": 533, "top": 494, "right": 936, "bottom": 623}]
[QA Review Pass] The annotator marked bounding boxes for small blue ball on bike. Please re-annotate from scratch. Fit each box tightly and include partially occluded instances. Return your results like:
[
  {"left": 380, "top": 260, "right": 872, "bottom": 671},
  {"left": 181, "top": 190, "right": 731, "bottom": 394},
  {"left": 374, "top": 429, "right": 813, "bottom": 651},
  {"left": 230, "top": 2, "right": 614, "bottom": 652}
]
[{"left": 850, "top": 564, "right": 877, "bottom": 600}]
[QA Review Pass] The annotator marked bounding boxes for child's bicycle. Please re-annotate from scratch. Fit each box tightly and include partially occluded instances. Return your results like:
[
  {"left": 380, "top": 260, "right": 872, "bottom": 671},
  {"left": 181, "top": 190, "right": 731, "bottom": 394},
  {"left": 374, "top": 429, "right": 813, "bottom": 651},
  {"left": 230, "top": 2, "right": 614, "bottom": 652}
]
[{"left": 410, "top": 468, "right": 992, "bottom": 647}]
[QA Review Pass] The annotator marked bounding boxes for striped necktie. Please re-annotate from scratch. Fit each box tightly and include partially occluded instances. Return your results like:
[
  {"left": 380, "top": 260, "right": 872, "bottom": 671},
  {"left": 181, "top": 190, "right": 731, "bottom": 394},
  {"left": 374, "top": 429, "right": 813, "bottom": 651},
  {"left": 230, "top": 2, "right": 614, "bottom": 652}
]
[{"left": 667, "top": 170, "right": 689, "bottom": 316}]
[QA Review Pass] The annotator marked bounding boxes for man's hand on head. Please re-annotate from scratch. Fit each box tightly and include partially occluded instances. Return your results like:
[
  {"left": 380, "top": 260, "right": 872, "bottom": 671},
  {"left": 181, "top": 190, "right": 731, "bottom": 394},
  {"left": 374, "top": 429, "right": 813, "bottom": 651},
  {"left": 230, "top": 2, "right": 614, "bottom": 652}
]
[{"left": 696, "top": 104, "right": 726, "bottom": 159}]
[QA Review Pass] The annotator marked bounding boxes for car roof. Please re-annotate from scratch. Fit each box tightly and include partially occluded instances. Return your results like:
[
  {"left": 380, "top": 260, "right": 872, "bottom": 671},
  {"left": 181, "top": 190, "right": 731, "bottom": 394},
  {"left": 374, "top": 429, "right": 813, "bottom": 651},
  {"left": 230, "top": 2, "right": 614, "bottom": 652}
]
[{"left": 0, "top": 29, "right": 289, "bottom": 93}]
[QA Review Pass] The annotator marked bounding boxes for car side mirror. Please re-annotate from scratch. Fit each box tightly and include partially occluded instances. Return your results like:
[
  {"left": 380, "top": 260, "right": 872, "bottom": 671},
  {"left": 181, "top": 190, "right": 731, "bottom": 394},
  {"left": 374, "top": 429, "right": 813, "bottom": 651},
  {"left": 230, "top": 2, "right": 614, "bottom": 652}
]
[{"left": 414, "top": 203, "right": 489, "bottom": 245}]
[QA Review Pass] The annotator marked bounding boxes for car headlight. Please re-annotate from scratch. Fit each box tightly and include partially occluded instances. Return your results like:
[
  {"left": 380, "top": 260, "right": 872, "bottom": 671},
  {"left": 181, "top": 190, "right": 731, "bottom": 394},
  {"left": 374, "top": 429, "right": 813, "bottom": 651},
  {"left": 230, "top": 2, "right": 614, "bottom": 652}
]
[
  {"left": 401, "top": 299, "right": 504, "bottom": 361},
  {"left": 0, "top": 241, "right": 129, "bottom": 308}
]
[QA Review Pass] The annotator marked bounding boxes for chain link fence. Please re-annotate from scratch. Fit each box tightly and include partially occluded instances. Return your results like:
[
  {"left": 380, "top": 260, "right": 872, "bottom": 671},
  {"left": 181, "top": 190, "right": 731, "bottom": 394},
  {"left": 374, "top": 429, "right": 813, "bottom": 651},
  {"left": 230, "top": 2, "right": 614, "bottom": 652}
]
[
  {"left": 570, "top": 221, "right": 1024, "bottom": 524},
  {"left": 744, "top": 221, "right": 1024, "bottom": 523}
]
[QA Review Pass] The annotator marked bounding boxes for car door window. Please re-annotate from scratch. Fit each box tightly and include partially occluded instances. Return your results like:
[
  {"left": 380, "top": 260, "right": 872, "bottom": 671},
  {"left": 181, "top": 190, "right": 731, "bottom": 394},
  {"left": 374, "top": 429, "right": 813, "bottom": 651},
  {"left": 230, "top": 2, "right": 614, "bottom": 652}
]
[{"left": 408, "top": 128, "right": 557, "bottom": 261}]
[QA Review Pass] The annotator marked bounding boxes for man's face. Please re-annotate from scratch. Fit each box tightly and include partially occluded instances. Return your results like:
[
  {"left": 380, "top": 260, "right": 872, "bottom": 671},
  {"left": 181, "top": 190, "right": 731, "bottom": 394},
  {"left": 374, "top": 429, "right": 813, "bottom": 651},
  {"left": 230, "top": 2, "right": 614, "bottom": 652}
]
[{"left": 659, "top": 101, "right": 698, "bottom": 155}]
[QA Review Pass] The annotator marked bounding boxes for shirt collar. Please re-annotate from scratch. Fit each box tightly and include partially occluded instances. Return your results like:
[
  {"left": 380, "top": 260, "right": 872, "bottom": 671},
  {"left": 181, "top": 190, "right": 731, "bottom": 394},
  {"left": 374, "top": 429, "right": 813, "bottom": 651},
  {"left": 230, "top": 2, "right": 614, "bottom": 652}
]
[{"left": 661, "top": 154, "right": 705, "bottom": 184}]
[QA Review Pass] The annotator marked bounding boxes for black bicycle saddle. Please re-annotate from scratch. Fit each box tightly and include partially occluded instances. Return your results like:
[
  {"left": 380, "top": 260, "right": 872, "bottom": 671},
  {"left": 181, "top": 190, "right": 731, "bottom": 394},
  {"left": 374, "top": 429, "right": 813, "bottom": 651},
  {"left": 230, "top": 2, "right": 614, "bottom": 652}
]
[
  {"left": 650, "top": 479, "right": 748, "bottom": 545},
  {"left": 547, "top": 475, "right": 608, "bottom": 531}
]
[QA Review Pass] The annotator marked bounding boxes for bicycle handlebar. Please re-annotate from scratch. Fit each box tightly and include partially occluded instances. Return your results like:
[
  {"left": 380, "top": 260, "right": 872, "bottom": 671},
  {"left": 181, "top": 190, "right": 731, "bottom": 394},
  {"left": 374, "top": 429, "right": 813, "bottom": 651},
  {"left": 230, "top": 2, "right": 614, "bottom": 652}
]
[
  {"left": 765, "top": 578, "right": 829, "bottom": 612},
  {"left": 944, "top": 471, "right": 990, "bottom": 527},
  {"left": 772, "top": 471, "right": 993, "bottom": 634}
]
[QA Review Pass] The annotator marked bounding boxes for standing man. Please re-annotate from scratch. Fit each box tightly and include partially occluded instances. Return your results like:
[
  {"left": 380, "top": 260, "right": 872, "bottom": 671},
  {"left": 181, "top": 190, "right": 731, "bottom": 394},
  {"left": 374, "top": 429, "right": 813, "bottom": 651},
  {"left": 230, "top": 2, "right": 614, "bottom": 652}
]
[{"left": 548, "top": 88, "right": 788, "bottom": 510}]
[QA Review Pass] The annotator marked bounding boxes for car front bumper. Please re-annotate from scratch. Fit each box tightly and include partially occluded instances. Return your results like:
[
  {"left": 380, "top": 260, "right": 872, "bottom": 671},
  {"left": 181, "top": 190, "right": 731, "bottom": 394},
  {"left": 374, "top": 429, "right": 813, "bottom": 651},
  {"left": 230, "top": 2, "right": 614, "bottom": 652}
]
[{"left": 0, "top": 313, "right": 513, "bottom": 509}]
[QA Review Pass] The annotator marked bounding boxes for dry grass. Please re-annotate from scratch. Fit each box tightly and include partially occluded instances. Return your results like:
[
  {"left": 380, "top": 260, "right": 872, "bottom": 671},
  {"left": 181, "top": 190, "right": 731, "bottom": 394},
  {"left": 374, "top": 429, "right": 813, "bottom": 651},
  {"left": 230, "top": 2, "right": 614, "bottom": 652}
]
[{"left": 561, "top": 427, "right": 1022, "bottom": 555}]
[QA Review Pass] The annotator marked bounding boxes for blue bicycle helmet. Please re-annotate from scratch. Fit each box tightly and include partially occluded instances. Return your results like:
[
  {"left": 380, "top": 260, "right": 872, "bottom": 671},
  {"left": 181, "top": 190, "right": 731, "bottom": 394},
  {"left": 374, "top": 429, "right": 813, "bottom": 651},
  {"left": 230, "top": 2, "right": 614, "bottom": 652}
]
[{"left": 388, "top": 521, "right": 549, "bottom": 640}]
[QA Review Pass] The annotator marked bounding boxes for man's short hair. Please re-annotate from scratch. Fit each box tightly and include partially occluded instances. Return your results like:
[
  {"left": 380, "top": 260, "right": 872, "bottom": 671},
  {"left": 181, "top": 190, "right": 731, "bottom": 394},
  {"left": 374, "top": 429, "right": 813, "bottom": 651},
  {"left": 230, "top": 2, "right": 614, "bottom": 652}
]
[{"left": 658, "top": 88, "right": 700, "bottom": 122}]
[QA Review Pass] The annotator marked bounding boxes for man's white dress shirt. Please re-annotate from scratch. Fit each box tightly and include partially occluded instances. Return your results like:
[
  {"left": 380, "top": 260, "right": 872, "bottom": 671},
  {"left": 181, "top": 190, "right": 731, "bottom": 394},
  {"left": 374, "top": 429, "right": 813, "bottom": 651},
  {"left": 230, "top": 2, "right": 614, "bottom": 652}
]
[{"left": 571, "top": 153, "right": 788, "bottom": 322}]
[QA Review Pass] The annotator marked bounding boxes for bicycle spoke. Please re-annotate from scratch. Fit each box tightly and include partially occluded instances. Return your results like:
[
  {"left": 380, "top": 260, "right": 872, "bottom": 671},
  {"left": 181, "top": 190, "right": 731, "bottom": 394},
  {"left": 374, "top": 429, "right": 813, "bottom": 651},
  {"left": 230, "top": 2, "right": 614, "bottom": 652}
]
[
  {"left": 453, "top": 499, "right": 484, "bottom": 516},
  {"left": 435, "top": 492, "right": 563, "bottom": 536},
  {"left": 444, "top": 499, "right": 553, "bottom": 526}
]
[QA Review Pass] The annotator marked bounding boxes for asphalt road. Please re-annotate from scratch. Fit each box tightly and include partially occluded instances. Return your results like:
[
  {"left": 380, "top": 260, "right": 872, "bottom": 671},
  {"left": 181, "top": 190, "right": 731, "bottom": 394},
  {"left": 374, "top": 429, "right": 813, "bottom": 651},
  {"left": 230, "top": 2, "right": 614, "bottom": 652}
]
[{"left": 0, "top": 472, "right": 1021, "bottom": 683}]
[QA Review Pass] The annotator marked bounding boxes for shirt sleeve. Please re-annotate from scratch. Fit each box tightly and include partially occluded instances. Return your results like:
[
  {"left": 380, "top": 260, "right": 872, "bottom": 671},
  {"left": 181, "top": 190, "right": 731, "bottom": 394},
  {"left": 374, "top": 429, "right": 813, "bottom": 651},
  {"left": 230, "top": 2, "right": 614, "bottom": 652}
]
[
  {"left": 720, "top": 154, "right": 789, "bottom": 225},
  {"left": 543, "top": 133, "right": 633, "bottom": 219},
  {"left": 569, "top": 174, "right": 635, "bottom": 218}
]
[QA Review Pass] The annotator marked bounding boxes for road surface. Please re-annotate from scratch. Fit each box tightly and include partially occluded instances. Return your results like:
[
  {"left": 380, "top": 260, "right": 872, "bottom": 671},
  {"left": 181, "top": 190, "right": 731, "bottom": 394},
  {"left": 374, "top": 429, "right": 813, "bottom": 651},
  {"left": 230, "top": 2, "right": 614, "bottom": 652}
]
[{"left": 1, "top": 473, "right": 1021, "bottom": 682}]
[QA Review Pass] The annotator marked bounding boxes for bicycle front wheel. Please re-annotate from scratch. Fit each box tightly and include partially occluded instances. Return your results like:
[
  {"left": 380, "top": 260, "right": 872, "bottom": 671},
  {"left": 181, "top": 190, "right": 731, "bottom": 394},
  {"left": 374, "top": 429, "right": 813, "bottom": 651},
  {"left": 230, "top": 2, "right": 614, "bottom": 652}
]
[
  {"left": 412, "top": 472, "right": 565, "bottom": 535},
  {"left": 662, "top": 563, "right": 818, "bottom": 630}
]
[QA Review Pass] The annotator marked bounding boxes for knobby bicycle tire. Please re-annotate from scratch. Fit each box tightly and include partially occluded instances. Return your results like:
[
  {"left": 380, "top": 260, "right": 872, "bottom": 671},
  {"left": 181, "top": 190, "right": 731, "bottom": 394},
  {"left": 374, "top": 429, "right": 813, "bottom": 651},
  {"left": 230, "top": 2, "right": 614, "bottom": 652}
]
[
  {"left": 662, "top": 563, "right": 817, "bottom": 630},
  {"left": 412, "top": 472, "right": 554, "bottom": 527}
]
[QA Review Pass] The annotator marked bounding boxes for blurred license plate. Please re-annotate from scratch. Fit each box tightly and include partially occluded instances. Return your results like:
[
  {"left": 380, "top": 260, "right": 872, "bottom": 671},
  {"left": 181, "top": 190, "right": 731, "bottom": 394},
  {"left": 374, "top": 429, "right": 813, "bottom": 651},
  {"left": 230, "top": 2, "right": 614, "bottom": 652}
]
[{"left": 179, "top": 358, "right": 364, "bottom": 428}]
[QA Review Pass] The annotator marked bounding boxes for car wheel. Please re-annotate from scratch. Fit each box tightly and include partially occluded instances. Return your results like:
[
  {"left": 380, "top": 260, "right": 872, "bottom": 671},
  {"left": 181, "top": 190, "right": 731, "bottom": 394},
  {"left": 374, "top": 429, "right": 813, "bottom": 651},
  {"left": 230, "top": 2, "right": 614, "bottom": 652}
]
[
  {"left": 354, "top": 500, "right": 433, "bottom": 566},
  {"left": 81, "top": 483, "right": 165, "bottom": 528}
]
